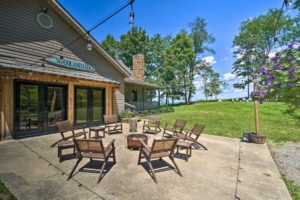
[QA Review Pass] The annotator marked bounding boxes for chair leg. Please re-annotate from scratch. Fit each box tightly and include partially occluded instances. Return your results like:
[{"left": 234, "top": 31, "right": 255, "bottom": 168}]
[
  {"left": 112, "top": 149, "right": 116, "bottom": 164},
  {"left": 169, "top": 156, "right": 182, "bottom": 177},
  {"left": 68, "top": 157, "right": 82, "bottom": 180},
  {"left": 57, "top": 147, "right": 60, "bottom": 158},
  {"left": 196, "top": 141, "right": 208, "bottom": 150},
  {"left": 51, "top": 139, "right": 63, "bottom": 147},
  {"left": 97, "top": 161, "right": 107, "bottom": 183},
  {"left": 146, "top": 158, "right": 157, "bottom": 183},
  {"left": 137, "top": 150, "right": 142, "bottom": 165}
]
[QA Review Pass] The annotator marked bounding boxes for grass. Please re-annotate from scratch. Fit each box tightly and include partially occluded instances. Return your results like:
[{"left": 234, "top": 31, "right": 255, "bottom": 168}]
[
  {"left": 283, "top": 177, "right": 300, "bottom": 200},
  {"left": 0, "top": 180, "right": 15, "bottom": 200},
  {"left": 149, "top": 102, "right": 300, "bottom": 143}
]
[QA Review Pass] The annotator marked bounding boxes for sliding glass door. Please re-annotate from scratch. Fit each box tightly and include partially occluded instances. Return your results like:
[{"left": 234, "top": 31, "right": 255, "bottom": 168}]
[
  {"left": 75, "top": 87, "right": 105, "bottom": 126},
  {"left": 14, "top": 81, "right": 67, "bottom": 136}
]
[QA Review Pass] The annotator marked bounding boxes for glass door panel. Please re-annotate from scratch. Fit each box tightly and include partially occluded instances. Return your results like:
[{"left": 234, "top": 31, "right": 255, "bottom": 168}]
[
  {"left": 75, "top": 88, "right": 88, "bottom": 125},
  {"left": 92, "top": 89, "right": 104, "bottom": 123},
  {"left": 17, "top": 84, "right": 39, "bottom": 131},
  {"left": 47, "top": 86, "right": 66, "bottom": 128}
]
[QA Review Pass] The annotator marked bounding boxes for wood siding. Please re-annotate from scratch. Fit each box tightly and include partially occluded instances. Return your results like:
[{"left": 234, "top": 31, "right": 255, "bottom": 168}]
[
  {"left": 0, "top": 0, "right": 125, "bottom": 138},
  {"left": 0, "top": 0, "right": 125, "bottom": 114}
]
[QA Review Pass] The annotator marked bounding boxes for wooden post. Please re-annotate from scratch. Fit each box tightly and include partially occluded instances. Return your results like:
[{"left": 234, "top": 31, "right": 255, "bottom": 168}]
[
  {"left": 68, "top": 82, "right": 74, "bottom": 125},
  {"left": 105, "top": 86, "right": 112, "bottom": 115},
  {"left": 253, "top": 79, "right": 260, "bottom": 135},
  {"left": 2, "top": 77, "right": 13, "bottom": 138}
]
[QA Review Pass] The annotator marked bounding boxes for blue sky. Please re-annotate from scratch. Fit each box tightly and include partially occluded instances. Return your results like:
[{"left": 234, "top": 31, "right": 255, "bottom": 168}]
[{"left": 59, "top": 0, "right": 284, "bottom": 100}]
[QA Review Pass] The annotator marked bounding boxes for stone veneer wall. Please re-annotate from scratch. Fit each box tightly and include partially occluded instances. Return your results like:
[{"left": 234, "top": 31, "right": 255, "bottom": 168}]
[{"left": 132, "top": 54, "right": 144, "bottom": 81}]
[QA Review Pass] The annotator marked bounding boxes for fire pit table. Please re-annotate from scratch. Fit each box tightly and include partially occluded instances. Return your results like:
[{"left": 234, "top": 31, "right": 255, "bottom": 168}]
[{"left": 127, "top": 134, "right": 148, "bottom": 150}]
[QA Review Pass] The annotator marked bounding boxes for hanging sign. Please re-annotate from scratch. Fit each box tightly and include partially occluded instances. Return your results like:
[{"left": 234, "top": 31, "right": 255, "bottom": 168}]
[{"left": 45, "top": 57, "right": 96, "bottom": 72}]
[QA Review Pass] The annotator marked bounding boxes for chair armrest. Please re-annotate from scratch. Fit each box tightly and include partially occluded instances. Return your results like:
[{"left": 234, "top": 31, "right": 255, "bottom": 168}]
[
  {"left": 143, "top": 120, "right": 149, "bottom": 125},
  {"left": 139, "top": 139, "right": 149, "bottom": 148},
  {"left": 106, "top": 139, "right": 116, "bottom": 149}
]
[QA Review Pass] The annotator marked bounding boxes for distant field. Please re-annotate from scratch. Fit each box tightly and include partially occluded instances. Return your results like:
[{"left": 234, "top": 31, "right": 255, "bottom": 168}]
[{"left": 149, "top": 102, "right": 300, "bottom": 143}]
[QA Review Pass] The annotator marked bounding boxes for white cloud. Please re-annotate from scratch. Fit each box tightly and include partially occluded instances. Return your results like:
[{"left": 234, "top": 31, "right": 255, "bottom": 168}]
[
  {"left": 223, "top": 73, "right": 236, "bottom": 81},
  {"left": 202, "top": 56, "right": 216, "bottom": 65}
]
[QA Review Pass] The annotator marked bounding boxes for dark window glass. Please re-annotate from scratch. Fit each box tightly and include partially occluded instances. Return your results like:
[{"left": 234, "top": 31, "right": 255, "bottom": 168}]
[
  {"left": 75, "top": 88, "right": 88, "bottom": 124},
  {"left": 47, "top": 86, "right": 66, "bottom": 128},
  {"left": 18, "top": 84, "right": 39, "bottom": 131},
  {"left": 92, "top": 90, "right": 103, "bottom": 122},
  {"left": 131, "top": 89, "right": 137, "bottom": 102}
]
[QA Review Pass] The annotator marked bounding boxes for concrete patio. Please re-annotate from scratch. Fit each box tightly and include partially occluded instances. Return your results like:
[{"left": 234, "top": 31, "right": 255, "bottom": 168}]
[{"left": 0, "top": 122, "right": 291, "bottom": 200}]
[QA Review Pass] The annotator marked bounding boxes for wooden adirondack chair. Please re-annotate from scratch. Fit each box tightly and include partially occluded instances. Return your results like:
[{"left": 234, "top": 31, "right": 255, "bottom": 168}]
[
  {"left": 137, "top": 138, "right": 182, "bottom": 183},
  {"left": 163, "top": 119, "right": 187, "bottom": 137},
  {"left": 53, "top": 121, "right": 87, "bottom": 162},
  {"left": 68, "top": 138, "right": 116, "bottom": 183},
  {"left": 104, "top": 115, "right": 123, "bottom": 135},
  {"left": 176, "top": 123, "right": 207, "bottom": 150},
  {"left": 142, "top": 117, "right": 161, "bottom": 135}
]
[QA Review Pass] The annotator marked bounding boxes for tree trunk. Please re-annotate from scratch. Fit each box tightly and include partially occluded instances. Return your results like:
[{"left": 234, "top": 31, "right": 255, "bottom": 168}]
[{"left": 253, "top": 79, "right": 260, "bottom": 135}]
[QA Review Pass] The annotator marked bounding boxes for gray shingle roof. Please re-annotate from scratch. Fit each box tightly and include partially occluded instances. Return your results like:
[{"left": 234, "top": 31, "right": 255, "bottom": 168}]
[{"left": 124, "top": 78, "right": 160, "bottom": 89}]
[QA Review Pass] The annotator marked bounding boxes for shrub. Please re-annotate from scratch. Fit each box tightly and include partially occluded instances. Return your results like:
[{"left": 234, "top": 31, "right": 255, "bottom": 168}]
[{"left": 120, "top": 110, "right": 134, "bottom": 119}]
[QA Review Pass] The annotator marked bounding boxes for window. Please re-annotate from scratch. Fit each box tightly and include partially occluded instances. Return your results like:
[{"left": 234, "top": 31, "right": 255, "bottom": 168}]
[{"left": 131, "top": 89, "right": 138, "bottom": 102}]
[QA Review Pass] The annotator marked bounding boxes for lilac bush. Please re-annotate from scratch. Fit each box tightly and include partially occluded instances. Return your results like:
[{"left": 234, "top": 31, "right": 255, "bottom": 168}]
[{"left": 252, "top": 42, "right": 300, "bottom": 103}]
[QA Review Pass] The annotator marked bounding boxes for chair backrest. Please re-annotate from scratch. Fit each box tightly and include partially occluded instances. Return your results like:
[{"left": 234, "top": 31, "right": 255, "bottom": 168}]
[
  {"left": 174, "top": 119, "right": 187, "bottom": 131},
  {"left": 148, "top": 117, "right": 160, "bottom": 125},
  {"left": 56, "top": 121, "right": 74, "bottom": 139},
  {"left": 104, "top": 115, "right": 118, "bottom": 124},
  {"left": 191, "top": 124, "right": 205, "bottom": 139},
  {"left": 56, "top": 120, "right": 73, "bottom": 133},
  {"left": 150, "top": 138, "right": 178, "bottom": 155},
  {"left": 74, "top": 139, "right": 105, "bottom": 158}
]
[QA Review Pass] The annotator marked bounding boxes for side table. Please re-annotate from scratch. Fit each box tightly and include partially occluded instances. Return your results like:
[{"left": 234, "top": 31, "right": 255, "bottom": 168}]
[
  {"left": 129, "top": 118, "right": 138, "bottom": 132},
  {"left": 89, "top": 126, "right": 105, "bottom": 139}
]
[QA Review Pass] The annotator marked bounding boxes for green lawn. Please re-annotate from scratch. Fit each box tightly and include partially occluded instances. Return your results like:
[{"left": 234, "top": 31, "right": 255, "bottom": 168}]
[
  {"left": 283, "top": 177, "right": 300, "bottom": 200},
  {"left": 0, "top": 180, "right": 15, "bottom": 200},
  {"left": 150, "top": 102, "right": 300, "bottom": 143}
]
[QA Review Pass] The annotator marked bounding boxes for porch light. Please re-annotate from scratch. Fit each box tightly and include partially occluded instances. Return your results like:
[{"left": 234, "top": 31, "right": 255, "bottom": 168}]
[
  {"left": 129, "top": 11, "right": 134, "bottom": 26},
  {"left": 284, "top": 0, "right": 291, "bottom": 7},
  {"left": 129, "top": 0, "right": 134, "bottom": 26},
  {"left": 41, "top": 6, "right": 48, "bottom": 13},
  {"left": 87, "top": 38, "right": 93, "bottom": 51}
]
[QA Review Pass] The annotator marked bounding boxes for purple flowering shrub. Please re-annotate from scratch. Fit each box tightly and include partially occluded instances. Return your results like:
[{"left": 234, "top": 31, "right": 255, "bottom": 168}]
[{"left": 252, "top": 42, "right": 300, "bottom": 104}]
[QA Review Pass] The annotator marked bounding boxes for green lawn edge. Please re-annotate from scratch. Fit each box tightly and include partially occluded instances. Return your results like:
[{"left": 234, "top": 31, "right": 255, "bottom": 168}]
[
  {"left": 282, "top": 177, "right": 300, "bottom": 200},
  {"left": 0, "top": 180, "right": 16, "bottom": 200},
  {"left": 148, "top": 102, "right": 300, "bottom": 143}
]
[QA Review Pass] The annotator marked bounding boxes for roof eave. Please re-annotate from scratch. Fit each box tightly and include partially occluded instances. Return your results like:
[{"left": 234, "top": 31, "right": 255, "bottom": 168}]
[{"left": 48, "top": 0, "right": 131, "bottom": 78}]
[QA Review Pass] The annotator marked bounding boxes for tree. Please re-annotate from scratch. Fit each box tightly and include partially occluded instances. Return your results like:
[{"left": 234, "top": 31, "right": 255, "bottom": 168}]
[
  {"left": 101, "top": 34, "right": 119, "bottom": 59},
  {"left": 197, "top": 65, "right": 214, "bottom": 101},
  {"left": 163, "top": 31, "right": 194, "bottom": 104},
  {"left": 209, "top": 72, "right": 225, "bottom": 100},
  {"left": 119, "top": 26, "right": 150, "bottom": 70},
  {"left": 232, "top": 9, "right": 293, "bottom": 98},
  {"left": 188, "top": 17, "right": 215, "bottom": 102}
]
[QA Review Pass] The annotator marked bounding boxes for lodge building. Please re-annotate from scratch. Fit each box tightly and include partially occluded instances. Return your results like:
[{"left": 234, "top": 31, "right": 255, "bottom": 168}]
[{"left": 0, "top": 0, "right": 159, "bottom": 139}]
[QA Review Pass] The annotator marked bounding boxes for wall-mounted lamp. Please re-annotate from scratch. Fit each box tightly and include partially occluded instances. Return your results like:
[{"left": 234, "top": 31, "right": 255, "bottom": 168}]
[
  {"left": 87, "top": 38, "right": 93, "bottom": 51},
  {"left": 41, "top": 6, "right": 48, "bottom": 13}
]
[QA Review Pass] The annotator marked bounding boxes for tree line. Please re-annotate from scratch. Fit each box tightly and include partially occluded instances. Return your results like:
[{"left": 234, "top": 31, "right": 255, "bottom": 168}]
[{"left": 101, "top": 17, "right": 225, "bottom": 105}]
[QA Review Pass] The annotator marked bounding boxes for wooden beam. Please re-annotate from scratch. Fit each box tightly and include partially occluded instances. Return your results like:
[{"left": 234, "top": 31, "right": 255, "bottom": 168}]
[
  {"left": 105, "top": 85, "right": 113, "bottom": 115},
  {"left": 68, "top": 81, "right": 74, "bottom": 125}
]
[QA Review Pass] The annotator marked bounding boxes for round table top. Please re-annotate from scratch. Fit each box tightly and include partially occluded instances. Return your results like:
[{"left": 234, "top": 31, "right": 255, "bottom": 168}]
[
  {"left": 89, "top": 126, "right": 105, "bottom": 131},
  {"left": 127, "top": 133, "right": 148, "bottom": 140}
]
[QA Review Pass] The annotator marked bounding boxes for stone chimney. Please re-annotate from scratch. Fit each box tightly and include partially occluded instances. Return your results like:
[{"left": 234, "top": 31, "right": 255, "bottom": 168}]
[{"left": 132, "top": 54, "right": 144, "bottom": 81}]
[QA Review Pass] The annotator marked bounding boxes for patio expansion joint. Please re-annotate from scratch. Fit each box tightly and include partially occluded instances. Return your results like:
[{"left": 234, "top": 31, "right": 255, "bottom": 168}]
[
  {"left": 17, "top": 140, "right": 106, "bottom": 200},
  {"left": 234, "top": 140, "right": 242, "bottom": 200}
]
